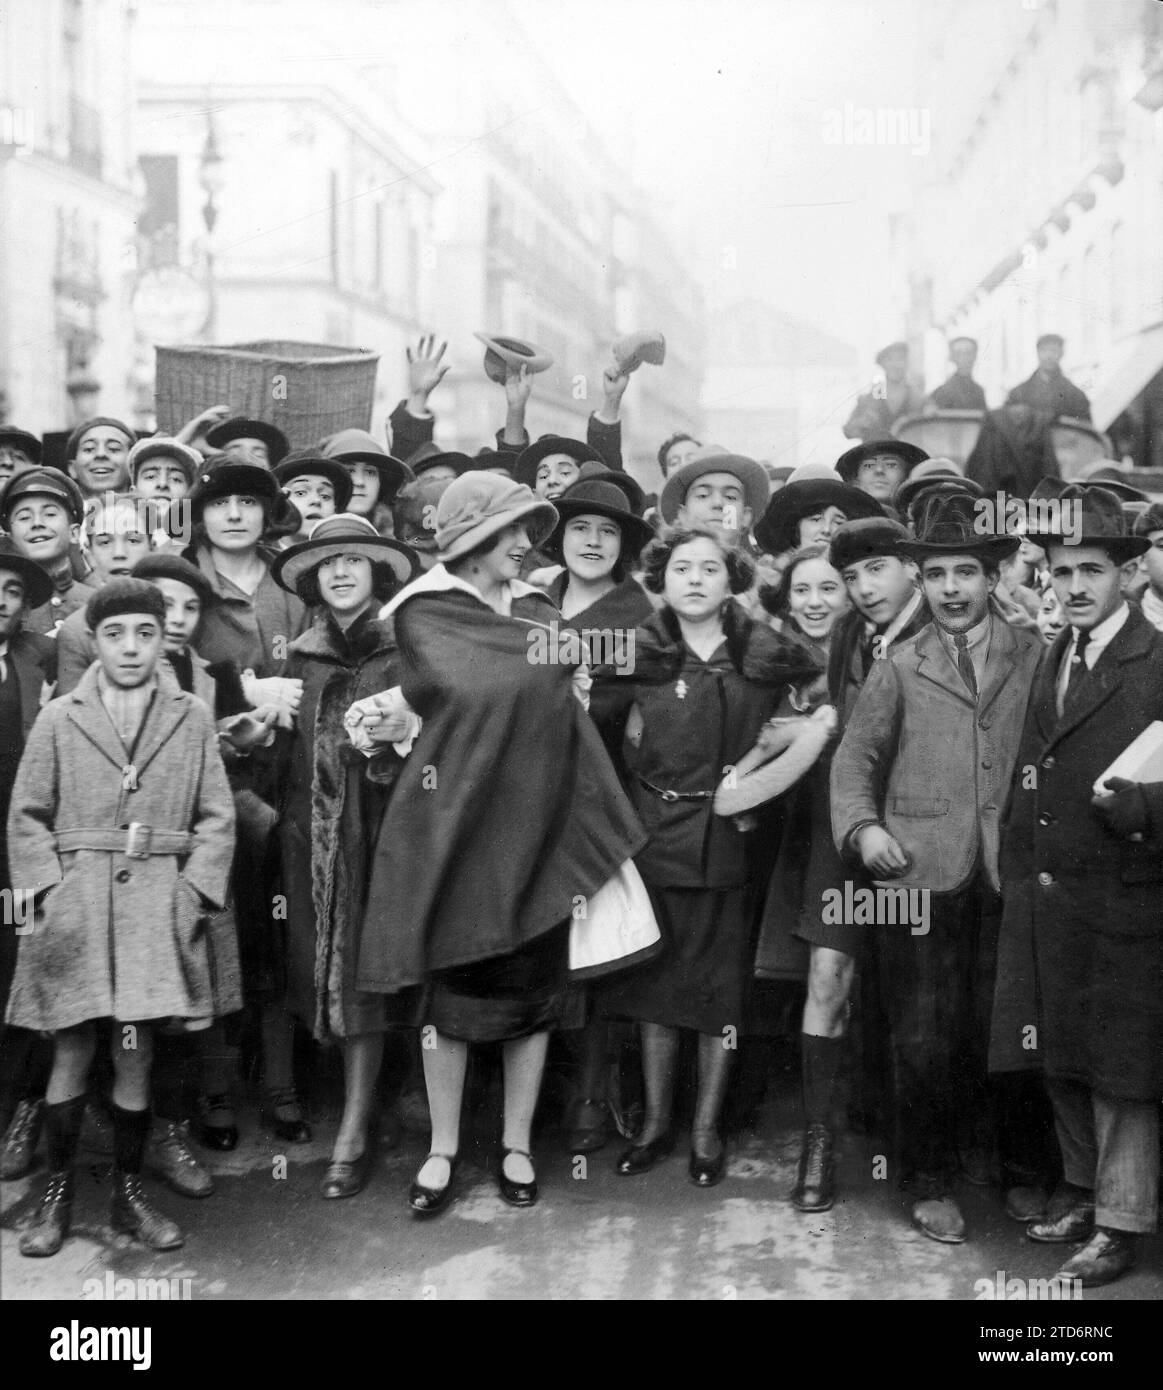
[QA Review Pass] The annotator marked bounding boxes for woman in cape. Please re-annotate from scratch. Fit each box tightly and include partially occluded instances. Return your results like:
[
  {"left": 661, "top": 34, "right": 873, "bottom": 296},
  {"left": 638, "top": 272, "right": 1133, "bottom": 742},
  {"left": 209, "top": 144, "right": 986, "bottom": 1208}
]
[
  {"left": 270, "top": 515, "right": 421, "bottom": 1199},
  {"left": 354, "top": 472, "right": 645, "bottom": 1213}
]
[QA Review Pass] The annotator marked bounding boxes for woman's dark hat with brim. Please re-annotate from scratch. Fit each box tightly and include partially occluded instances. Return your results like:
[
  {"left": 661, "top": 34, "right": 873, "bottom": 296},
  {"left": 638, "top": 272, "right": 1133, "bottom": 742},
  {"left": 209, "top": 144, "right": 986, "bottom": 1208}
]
[
  {"left": 754, "top": 463, "right": 883, "bottom": 555},
  {"left": 405, "top": 442, "right": 476, "bottom": 480},
  {"left": 183, "top": 461, "right": 282, "bottom": 529},
  {"left": 836, "top": 438, "right": 929, "bottom": 484},
  {"left": 321, "top": 428, "right": 414, "bottom": 501},
  {"left": 1031, "top": 483, "right": 1149, "bottom": 561},
  {"left": 131, "top": 552, "right": 218, "bottom": 611},
  {"left": 542, "top": 478, "right": 655, "bottom": 564},
  {"left": 205, "top": 418, "right": 290, "bottom": 466},
  {"left": 575, "top": 462, "right": 645, "bottom": 514},
  {"left": 473, "top": 331, "right": 554, "bottom": 385},
  {"left": 272, "top": 455, "right": 354, "bottom": 513},
  {"left": 899, "top": 491, "right": 1020, "bottom": 562},
  {"left": 273, "top": 512, "right": 421, "bottom": 594},
  {"left": 513, "top": 435, "right": 605, "bottom": 490},
  {"left": 0, "top": 536, "right": 54, "bottom": 608},
  {"left": 0, "top": 426, "right": 42, "bottom": 464}
]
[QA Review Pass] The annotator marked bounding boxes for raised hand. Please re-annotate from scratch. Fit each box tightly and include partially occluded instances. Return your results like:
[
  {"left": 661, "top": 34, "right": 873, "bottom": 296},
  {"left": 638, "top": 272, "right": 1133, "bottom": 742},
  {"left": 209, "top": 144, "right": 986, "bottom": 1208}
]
[{"left": 406, "top": 335, "right": 450, "bottom": 410}]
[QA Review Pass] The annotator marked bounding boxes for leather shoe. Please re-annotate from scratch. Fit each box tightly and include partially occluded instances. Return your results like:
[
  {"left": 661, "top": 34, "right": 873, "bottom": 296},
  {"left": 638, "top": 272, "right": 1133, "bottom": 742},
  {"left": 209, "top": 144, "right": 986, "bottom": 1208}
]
[
  {"left": 1, "top": 1098, "right": 44, "bottom": 1181},
  {"left": 499, "top": 1149, "right": 538, "bottom": 1207},
  {"left": 1054, "top": 1227, "right": 1138, "bottom": 1288},
  {"left": 19, "top": 1170, "right": 74, "bottom": 1257},
  {"left": 912, "top": 1196, "right": 967, "bottom": 1243},
  {"left": 1027, "top": 1185, "right": 1095, "bottom": 1244},
  {"left": 320, "top": 1150, "right": 372, "bottom": 1200},
  {"left": 792, "top": 1124, "right": 835, "bottom": 1212},
  {"left": 196, "top": 1093, "right": 239, "bottom": 1152},
  {"left": 565, "top": 1098, "right": 610, "bottom": 1154},
  {"left": 616, "top": 1132, "right": 674, "bottom": 1176},
  {"left": 689, "top": 1148, "right": 726, "bottom": 1188},
  {"left": 147, "top": 1119, "right": 214, "bottom": 1198},
  {"left": 110, "top": 1172, "right": 184, "bottom": 1250},
  {"left": 264, "top": 1088, "right": 312, "bottom": 1144},
  {"left": 1005, "top": 1183, "right": 1049, "bottom": 1224},
  {"left": 409, "top": 1153, "right": 457, "bottom": 1215}
]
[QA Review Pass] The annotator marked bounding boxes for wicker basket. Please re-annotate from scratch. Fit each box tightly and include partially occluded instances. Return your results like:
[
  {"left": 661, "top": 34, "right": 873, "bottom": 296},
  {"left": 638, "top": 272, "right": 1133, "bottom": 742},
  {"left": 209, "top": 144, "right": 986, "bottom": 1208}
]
[{"left": 154, "top": 340, "right": 380, "bottom": 446}]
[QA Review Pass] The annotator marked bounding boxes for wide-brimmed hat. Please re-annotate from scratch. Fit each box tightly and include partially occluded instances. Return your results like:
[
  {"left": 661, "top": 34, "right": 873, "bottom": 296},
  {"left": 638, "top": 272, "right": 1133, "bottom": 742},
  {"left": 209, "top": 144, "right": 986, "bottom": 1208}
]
[
  {"left": 473, "top": 331, "right": 554, "bottom": 385},
  {"left": 65, "top": 416, "right": 135, "bottom": 461},
  {"left": 405, "top": 442, "right": 475, "bottom": 480},
  {"left": 612, "top": 330, "right": 666, "bottom": 374},
  {"left": 829, "top": 516, "right": 912, "bottom": 572},
  {"left": 900, "top": 491, "right": 1020, "bottom": 561},
  {"left": 0, "top": 426, "right": 42, "bottom": 464},
  {"left": 273, "top": 512, "right": 420, "bottom": 594},
  {"left": 128, "top": 436, "right": 202, "bottom": 484},
  {"left": 132, "top": 552, "right": 218, "bottom": 610},
  {"left": 272, "top": 455, "right": 353, "bottom": 513},
  {"left": 894, "top": 457, "right": 975, "bottom": 515},
  {"left": 513, "top": 436, "right": 605, "bottom": 491},
  {"left": 434, "top": 471, "right": 557, "bottom": 565},
  {"left": 204, "top": 417, "right": 290, "bottom": 466},
  {"left": 1034, "top": 483, "right": 1149, "bottom": 561},
  {"left": 836, "top": 438, "right": 929, "bottom": 484},
  {"left": 0, "top": 466, "right": 85, "bottom": 525},
  {"left": 542, "top": 479, "right": 655, "bottom": 564},
  {"left": 0, "top": 536, "right": 53, "bottom": 607},
  {"left": 659, "top": 445, "right": 770, "bottom": 525},
  {"left": 1075, "top": 459, "right": 1149, "bottom": 503},
  {"left": 754, "top": 463, "right": 883, "bottom": 555},
  {"left": 906, "top": 479, "right": 986, "bottom": 536},
  {"left": 321, "top": 428, "right": 414, "bottom": 501}
]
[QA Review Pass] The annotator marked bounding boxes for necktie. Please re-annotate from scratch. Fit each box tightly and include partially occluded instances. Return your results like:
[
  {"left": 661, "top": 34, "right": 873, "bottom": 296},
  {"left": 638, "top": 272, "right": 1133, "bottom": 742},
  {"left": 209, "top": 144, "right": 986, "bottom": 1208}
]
[
  {"left": 861, "top": 629, "right": 879, "bottom": 678},
  {"left": 953, "top": 633, "right": 977, "bottom": 698},
  {"left": 1062, "top": 628, "right": 1091, "bottom": 709}
]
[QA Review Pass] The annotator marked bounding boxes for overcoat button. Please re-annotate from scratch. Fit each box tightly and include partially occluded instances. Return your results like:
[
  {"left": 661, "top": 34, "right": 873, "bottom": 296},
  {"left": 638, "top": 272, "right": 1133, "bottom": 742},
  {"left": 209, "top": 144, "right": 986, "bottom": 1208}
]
[
  {"left": 1037, "top": 871, "right": 1053, "bottom": 887},
  {"left": 115, "top": 868, "right": 131, "bottom": 884},
  {"left": 1038, "top": 812, "right": 1053, "bottom": 826},
  {"left": 1042, "top": 756, "right": 1055, "bottom": 769}
]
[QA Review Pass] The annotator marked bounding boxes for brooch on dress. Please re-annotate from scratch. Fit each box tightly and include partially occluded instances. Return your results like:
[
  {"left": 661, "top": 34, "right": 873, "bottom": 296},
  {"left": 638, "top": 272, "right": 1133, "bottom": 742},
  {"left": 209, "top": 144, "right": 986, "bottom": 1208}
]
[{"left": 674, "top": 679, "right": 688, "bottom": 700}]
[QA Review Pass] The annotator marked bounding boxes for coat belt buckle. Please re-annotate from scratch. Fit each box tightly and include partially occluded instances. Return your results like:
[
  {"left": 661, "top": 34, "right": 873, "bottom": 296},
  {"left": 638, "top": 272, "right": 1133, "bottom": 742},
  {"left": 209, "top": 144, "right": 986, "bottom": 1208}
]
[
  {"left": 125, "top": 823, "right": 152, "bottom": 860},
  {"left": 661, "top": 789, "right": 679, "bottom": 802}
]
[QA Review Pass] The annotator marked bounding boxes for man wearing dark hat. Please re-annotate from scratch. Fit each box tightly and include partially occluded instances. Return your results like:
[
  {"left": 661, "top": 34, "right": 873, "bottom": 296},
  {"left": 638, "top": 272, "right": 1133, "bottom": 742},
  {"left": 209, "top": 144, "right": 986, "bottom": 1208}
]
[
  {"left": 926, "top": 337, "right": 987, "bottom": 412},
  {"left": 843, "top": 342, "right": 925, "bottom": 441},
  {"left": 895, "top": 459, "right": 982, "bottom": 531},
  {"left": 783, "top": 517, "right": 930, "bottom": 1217},
  {"left": 0, "top": 468, "right": 94, "bottom": 636},
  {"left": 204, "top": 418, "right": 290, "bottom": 470},
  {"left": 832, "top": 495, "right": 1043, "bottom": 1244},
  {"left": 0, "top": 427, "right": 41, "bottom": 486},
  {"left": 65, "top": 417, "right": 136, "bottom": 498},
  {"left": 835, "top": 438, "right": 929, "bottom": 512},
  {"left": 1005, "top": 334, "right": 1092, "bottom": 422},
  {"left": 403, "top": 444, "right": 475, "bottom": 486},
  {"left": 0, "top": 540, "right": 56, "bottom": 1178},
  {"left": 988, "top": 485, "right": 1163, "bottom": 1286}
]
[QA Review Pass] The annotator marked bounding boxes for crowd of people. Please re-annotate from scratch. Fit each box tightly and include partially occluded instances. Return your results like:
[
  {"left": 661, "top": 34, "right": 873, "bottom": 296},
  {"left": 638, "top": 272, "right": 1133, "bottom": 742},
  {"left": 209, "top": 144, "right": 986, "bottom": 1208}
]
[{"left": 0, "top": 327, "right": 1159, "bottom": 1294}]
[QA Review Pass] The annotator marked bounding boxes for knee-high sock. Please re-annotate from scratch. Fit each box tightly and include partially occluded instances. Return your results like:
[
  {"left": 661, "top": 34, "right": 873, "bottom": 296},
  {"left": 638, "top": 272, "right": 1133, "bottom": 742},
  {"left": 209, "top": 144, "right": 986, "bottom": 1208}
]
[
  {"left": 802, "top": 1034, "right": 843, "bottom": 1129},
  {"left": 112, "top": 1103, "right": 150, "bottom": 1174},
  {"left": 44, "top": 1095, "right": 86, "bottom": 1172}
]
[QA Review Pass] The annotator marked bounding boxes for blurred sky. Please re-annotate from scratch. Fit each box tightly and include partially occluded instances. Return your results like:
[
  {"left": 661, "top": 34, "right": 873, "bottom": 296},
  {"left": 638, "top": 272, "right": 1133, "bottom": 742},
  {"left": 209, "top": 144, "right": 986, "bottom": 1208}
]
[{"left": 523, "top": 0, "right": 934, "bottom": 354}]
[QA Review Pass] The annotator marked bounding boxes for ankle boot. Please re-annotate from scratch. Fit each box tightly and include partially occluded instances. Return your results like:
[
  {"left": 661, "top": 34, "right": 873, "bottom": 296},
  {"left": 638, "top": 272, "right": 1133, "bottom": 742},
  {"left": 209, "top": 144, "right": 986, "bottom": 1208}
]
[
  {"left": 792, "top": 1123, "right": 836, "bottom": 1212},
  {"left": 110, "top": 1170, "right": 185, "bottom": 1249},
  {"left": 19, "top": 1169, "right": 75, "bottom": 1257}
]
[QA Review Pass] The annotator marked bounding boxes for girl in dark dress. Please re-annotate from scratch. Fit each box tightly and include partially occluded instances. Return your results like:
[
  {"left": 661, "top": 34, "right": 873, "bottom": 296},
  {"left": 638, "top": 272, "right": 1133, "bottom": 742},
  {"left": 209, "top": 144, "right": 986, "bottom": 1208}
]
[
  {"left": 270, "top": 514, "right": 421, "bottom": 1198},
  {"left": 597, "top": 528, "right": 820, "bottom": 1185}
]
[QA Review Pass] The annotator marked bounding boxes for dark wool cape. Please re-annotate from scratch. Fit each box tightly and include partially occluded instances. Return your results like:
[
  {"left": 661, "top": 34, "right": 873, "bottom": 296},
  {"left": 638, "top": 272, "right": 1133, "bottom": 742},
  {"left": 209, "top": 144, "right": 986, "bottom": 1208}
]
[{"left": 357, "top": 586, "right": 646, "bottom": 993}]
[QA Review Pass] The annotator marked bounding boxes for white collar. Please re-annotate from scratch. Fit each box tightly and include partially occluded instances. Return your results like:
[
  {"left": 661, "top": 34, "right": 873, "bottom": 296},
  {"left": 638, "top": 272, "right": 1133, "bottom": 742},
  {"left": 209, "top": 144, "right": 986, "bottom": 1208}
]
[
  {"left": 379, "top": 562, "right": 541, "bottom": 619},
  {"left": 1071, "top": 601, "right": 1129, "bottom": 654},
  {"left": 867, "top": 587, "right": 923, "bottom": 647},
  {"left": 1142, "top": 588, "right": 1163, "bottom": 632}
]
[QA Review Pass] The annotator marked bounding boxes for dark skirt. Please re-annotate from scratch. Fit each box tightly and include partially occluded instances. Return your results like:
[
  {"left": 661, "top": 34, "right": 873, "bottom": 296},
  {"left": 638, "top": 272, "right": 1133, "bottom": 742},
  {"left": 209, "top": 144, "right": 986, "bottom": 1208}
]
[
  {"left": 600, "top": 885, "right": 755, "bottom": 1035},
  {"left": 424, "top": 922, "right": 570, "bottom": 1044}
]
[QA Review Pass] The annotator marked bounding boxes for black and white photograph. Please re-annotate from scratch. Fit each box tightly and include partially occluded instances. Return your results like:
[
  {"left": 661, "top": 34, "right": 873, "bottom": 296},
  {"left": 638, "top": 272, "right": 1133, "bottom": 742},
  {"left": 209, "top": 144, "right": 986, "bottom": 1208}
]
[{"left": 1, "top": 0, "right": 1161, "bottom": 1329}]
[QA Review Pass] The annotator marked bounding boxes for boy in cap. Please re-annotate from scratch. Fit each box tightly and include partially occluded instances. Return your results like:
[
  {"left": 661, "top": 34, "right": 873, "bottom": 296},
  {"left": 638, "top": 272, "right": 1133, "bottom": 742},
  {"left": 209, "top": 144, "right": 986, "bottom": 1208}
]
[
  {"left": 989, "top": 485, "right": 1163, "bottom": 1286},
  {"left": 784, "top": 516, "right": 930, "bottom": 1215},
  {"left": 831, "top": 494, "right": 1044, "bottom": 1244},
  {"left": 0, "top": 426, "right": 41, "bottom": 486},
  {"left": 66, "top": 417, "right": 135, "bottom": 498},
  {"left": 204, "top": 418, "right": 290, "bottom": 470},
  {"left": 925, "top": 336, "right": 987, "bottom": 412},
  {"left": 658, "top": 445, "right": 770, "bottom": 550},
  {"left": 8, "top": 578, "right": 235, "bottom": 1257},
  {"left": 0, "top": 468, "right": 94, "bottom": 636},
  {"left": 129, "top": 437, "right": 200, "bottom": 504}
]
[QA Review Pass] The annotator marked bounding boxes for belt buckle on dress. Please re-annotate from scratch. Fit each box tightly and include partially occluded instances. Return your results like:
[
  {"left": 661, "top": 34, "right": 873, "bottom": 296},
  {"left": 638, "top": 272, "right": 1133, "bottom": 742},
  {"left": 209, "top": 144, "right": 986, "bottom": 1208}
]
[
  {"left": 661, "top": 789, "right": 679, "bottom": 802},
  {"left": 125, "top": 823, "right": 152, "bottom": 860}
]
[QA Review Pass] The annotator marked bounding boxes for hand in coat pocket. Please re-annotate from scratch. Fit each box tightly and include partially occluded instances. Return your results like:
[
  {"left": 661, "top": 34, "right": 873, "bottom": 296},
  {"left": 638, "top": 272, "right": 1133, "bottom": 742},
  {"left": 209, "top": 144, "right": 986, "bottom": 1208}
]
[{"left": 1092, "top": 777, "right": 1149, "bottom": 840}]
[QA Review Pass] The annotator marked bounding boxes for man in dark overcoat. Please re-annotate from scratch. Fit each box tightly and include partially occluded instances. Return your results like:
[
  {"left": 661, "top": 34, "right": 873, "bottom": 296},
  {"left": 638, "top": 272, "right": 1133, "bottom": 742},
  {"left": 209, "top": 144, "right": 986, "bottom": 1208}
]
[{"left": 990, "top": 485, "right": 1163, "bottom": 1287}]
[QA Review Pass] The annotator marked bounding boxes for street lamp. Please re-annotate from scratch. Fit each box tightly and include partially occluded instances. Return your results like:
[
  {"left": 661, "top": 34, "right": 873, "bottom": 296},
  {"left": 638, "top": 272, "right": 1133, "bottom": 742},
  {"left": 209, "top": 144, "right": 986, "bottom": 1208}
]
[{"left": 199, "top": 116, "right": 225, "bottom": 341}]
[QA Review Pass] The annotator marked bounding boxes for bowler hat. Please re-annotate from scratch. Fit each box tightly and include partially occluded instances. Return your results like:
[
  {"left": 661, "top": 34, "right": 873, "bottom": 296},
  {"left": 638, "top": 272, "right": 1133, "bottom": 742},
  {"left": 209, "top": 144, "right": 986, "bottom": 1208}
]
[
  {"left": 574, "top": 462, "right": 645, "bottom": 514},
  {"left": 900, "top": 491, "right": 1020, "bottom": 561},
  {"left": 829, "top": 516, "right": 912, "bottom": 572},
  {"left": 895, "top": 457, "right": 976, "bottom": 516},
  {"left": 513, "top": 436, "right": 604, "bottom": 491},
  {"left": 836, "top": 438, "right": 929, "bottom": 484},
  {"left": 405, "top": 443, "right": 475, "bottom": 480},
  {"left": 129, "top": 436, "right": 202, "bottom": 485},
  {"left": 132, "top": 552, "right": 218, "bottom": 610},
  {"left": 272, "top": 512, "right": 420, "bottom": 594},
  {"left": 0, "top": 536, "right": 53, "bottom": 608},
  {"left": 659, "top": 445, "right": 770, "bottom": 526},
  {"left": 1037, "top": 484, "right": 1148, "bottom": 561},
  {"left": 272, "top": 456, "right": 354, "bottom": 513},
  {"left": 204, "top": 418, "right": 290, "bottom": 466},
  {"left": 321, "top": 428, "right": 414, "bottom": 501},
  {"left": 612, "top": 331, "right": 666, "bottom": 374},
  {"left": 472, "top": 447, "right": 514, "bottom": 475},
  {"left": 0, "top": 426, "right": 42, "bottom": 465},
  {"left": 542, "top": 479, "right": 654, "bottom": 564},
  {"left": 0, "top": 467, "right": 85, "bottom": 526},
  {"left": 473, "top": 331, "right": 554, "bottom": 385},
  {"left": 754, "top": 463, "right": 882, "bottom": 555},
  {"left": 434, "top": 471, "right": 557, "bottom": 565}
]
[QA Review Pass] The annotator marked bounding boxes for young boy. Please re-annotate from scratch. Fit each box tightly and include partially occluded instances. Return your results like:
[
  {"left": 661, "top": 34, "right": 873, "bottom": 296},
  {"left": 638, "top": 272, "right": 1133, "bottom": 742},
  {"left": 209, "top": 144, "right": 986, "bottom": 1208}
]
[
  {"left": 657, "top": 446, "right": 770, "bottom": 550},
  {"left": 66, "top": 417, "right": 135, "bottom": 498},
  {"left": 831, "top": 494, "right": 1043, "bottom": 1243},
  {"left": 0, "top": 469, "right": 93, "bottom": 635},
  {"left": 7, "top": 578, "right": 235, "bottom": 1257}
]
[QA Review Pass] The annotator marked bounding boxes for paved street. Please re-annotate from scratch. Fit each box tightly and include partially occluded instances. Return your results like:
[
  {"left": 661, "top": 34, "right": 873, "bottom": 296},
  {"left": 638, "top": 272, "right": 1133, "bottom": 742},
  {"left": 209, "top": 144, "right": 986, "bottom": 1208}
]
[{"left": 3, "top": 1055, "right": 1159, "bottom": 1302}]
